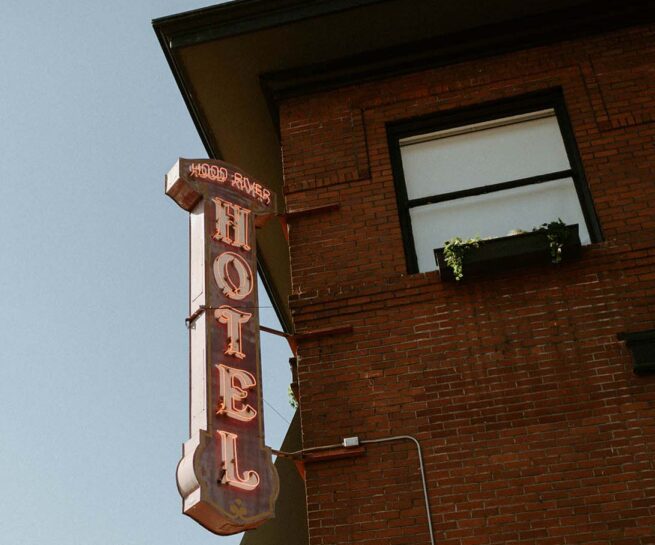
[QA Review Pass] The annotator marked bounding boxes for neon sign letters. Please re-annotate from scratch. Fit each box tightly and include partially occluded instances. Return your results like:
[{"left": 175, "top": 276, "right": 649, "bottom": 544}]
[
  {"left": 190, "top": 162, "right": 272, "bottom": 206},
  {"left": 166, "top": 158, "right": 278, "bottom": 535}
]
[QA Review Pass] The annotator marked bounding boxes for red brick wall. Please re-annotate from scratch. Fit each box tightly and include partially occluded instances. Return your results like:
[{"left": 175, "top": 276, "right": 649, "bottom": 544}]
[{"left": 280, "top": 22, "right": 655, "bottom": 545}]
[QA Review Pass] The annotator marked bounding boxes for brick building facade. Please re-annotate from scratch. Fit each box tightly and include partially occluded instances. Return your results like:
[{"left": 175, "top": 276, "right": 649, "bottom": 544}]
[
  {"left": 283, "top": 26, "right": 655, "bottom": 545},
  {"left": 155, "top": 1, "right": 655, "bottom": 543}
]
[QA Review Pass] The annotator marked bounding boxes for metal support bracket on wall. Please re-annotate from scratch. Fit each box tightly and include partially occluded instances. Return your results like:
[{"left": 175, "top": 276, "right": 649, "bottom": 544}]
[
  {"left": 186, "top": 306, "right": 352, "bottom": 357},
  {"left": 255, "top": 202, "right": 340, "bottom": 240},
  {"left": 260, "top": 324, "right": 353, "bottom": 356}
]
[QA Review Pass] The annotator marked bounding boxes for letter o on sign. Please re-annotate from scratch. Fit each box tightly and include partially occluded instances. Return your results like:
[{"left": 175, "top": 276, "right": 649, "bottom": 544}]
[{"left": 213, "top": 251, "right": 253, "bottom": 300}]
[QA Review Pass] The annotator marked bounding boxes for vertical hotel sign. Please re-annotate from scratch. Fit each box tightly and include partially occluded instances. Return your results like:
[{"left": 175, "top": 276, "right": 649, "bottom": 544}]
[{"left": 165, "top": 158, "right": 278, "bottom": 534}]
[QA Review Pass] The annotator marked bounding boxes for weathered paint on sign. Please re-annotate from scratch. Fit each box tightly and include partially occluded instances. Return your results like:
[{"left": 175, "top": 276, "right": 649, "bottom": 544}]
[{"left": 166, "top": 158, "right": 278, "bottom": 535}]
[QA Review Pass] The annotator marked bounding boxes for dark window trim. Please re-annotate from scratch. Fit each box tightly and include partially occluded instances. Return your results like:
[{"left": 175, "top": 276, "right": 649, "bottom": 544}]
[
  {"left": 406, "top": 169, "right": 574, "bottom": 208},
  {"left": 387, "top": 88, "right": 603, "bottom": 274}
]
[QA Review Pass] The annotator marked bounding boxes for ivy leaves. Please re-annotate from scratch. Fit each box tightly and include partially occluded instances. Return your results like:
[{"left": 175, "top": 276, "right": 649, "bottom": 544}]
[{"left": 443, "top": 236, "right": 480, "bottom": 281}]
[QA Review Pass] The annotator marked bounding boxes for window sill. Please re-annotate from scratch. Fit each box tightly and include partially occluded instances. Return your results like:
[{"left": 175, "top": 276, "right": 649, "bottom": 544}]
[{"left": 434, "top": 224, "right": 582, "bottom": 282}]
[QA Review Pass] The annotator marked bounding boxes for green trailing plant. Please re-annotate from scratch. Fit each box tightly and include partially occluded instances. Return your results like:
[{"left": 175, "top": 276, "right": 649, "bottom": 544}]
[
  {"left": 442, "top": 236, "right": 480, "bottom": 281},
  {"left": 442, "top": 219, "right": 571, "bottom": 280},
  {"left": 533, "top": 218, "right": 570, "bottom": 264},
  {"left": 288, "top": 385, "right": 298, "bottom": 409}
]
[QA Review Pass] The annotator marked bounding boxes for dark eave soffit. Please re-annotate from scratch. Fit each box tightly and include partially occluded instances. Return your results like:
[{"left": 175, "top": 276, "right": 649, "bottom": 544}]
[
  {"left": 260, "top": 0, "right": 655, "bottom": 102},
  {"left": 153, "top": 0, "right": 389, "bottom": 50}
]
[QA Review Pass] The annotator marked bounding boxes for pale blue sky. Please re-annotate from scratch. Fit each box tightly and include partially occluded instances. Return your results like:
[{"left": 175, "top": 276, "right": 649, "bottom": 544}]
[{"left": 0, "top": 1, "right": 294, "bottom": 544}]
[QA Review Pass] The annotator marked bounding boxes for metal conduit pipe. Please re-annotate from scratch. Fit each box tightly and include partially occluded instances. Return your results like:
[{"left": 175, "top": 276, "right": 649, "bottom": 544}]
[
  {"left": 273, "top": 434, "right": 435, "bottom": 545},
  {"left": 272, "top": 443, "right": 342, "bottom": 458},
  {"left": 360, "top": 436, "right": 435, "bottom": 545}
]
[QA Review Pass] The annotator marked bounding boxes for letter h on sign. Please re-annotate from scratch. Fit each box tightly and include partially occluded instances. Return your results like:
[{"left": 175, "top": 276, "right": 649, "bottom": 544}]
[{"left": 165, "top": 158, "right": 278, "bottom": 535}]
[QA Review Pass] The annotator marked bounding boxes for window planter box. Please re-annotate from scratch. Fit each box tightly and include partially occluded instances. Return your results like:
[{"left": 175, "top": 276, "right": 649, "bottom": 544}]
[
  {"left": 434, "top": 224, "right": 581, "bottom": 282},
  {"left": 617, "top": 329, "right": 655, "bottom": 374}
]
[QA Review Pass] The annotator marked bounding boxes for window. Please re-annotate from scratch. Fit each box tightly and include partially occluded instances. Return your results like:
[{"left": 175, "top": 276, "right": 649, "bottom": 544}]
[{"left": 388, "top": 91, "right": 602, "bottom": 274}]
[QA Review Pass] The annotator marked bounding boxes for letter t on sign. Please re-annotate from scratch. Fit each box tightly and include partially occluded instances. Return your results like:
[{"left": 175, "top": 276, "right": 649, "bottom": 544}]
[{"left": 215, "top": 306, "right": 252, "bottom": 359}]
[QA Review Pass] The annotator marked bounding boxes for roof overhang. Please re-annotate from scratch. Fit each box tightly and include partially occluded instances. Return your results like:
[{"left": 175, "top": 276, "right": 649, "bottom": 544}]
[{"left": 153, "top": 0, "right": 653, "bottom": 328}]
